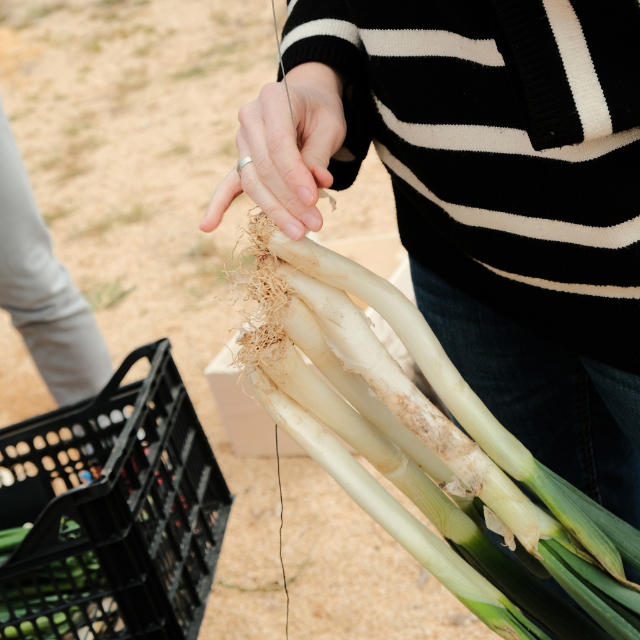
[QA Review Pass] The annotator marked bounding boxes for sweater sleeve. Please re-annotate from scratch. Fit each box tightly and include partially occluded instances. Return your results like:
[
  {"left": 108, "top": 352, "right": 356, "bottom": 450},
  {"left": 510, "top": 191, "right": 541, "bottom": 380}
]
[{"left": 278, "top": 0, "right": 372, "bottom": 190}]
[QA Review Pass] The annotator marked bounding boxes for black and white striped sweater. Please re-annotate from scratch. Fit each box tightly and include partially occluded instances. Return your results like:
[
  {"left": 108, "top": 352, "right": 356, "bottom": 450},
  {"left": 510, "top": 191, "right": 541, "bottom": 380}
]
[{"left": 280, "top": 0, "right": 640, "bottom": 375}]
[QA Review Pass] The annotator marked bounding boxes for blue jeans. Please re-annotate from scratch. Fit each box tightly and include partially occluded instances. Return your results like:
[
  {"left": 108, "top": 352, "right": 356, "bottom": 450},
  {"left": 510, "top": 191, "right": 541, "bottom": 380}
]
[{"left": 409, "top": 258, "right": 640, "bottom": 530}]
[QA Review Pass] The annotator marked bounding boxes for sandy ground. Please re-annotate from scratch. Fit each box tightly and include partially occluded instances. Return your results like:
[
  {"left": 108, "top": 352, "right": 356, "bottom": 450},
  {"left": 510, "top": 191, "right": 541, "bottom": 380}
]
[{"left": 0, "top": 2, "right": 495, "bottom": 638}]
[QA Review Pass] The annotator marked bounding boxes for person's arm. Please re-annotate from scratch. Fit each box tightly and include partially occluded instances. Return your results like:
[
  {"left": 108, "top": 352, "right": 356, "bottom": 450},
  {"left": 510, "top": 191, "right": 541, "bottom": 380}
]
[{"left": 201, "top": 0, "right": 372, "bottom": 240}]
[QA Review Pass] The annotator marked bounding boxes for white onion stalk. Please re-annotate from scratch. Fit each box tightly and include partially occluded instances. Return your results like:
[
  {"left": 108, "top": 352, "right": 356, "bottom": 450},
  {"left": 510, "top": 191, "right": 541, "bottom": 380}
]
[
  {"left": 259, "top": 222, "right": 533, "bottom": 477},
  {"left": 280, "top": 297, "right": 458, "bottom": 488},
  {"left": 275, "top": 262, "right": 541, "bottom": 556},
  {"left": 259, "top": 333, "right": 476, "bottom": 542},
  {"left": 279, "top": 294, "right": 586, "bottom": 560},
  {"left": 255, "top": 219, "right": 623, "bottom": 580},
  {"left": 233, "top": 247, "right": 611, "bottom": 638},
  {"left": 246, "top": 368, "right": 551, "bottom": 640},
  {"left": 258, "top": 339, "right": 608, "bottom": 638}
]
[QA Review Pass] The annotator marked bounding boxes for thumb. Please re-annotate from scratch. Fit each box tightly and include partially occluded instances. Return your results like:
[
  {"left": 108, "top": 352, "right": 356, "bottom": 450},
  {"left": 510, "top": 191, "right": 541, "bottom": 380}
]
[{"left": 300, "top": 132, "right": 343, "bottom": 190}]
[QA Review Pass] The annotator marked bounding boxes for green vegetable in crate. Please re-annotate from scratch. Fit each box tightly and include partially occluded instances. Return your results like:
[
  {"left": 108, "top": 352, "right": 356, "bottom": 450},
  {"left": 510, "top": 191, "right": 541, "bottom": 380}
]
[
  {"left": 231, "top": 213, "right": 640, "bottom": 639},
  {"left": 1, "top": 605, "right": 84, "bottom": 640},
  {"left": 0, "top": 526, "right": 32, "bottom": 564},
  {"left": 0, "top": 520, "right": 104, "bottom": 640}
]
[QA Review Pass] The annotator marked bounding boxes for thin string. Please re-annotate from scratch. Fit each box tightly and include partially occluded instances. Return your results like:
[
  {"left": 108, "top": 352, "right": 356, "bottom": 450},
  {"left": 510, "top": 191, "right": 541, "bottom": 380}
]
[
  {"left": 270, "top": 0, "right": 298, "bottom": 145},
  {"left": 275, "top": 423, "right": 290, "bottom": 639},
  {"left": 271, "top": 3, "right": 293, "bottom": 633}
]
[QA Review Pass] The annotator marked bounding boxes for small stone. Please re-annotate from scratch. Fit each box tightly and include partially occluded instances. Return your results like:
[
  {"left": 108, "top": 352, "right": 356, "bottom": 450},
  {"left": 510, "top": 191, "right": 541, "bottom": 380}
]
[
  {"left": 449, "top": 613, "right": 476, "bottom": 626},
  {"left": 417, "top": 567, "right": 431, "bottom": 588}
]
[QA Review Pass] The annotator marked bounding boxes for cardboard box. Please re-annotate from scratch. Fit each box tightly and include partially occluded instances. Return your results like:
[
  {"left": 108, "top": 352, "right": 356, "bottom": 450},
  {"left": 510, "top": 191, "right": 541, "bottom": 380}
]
[{"left": 205, "top": 234, "right": 415, "bottom": 457}]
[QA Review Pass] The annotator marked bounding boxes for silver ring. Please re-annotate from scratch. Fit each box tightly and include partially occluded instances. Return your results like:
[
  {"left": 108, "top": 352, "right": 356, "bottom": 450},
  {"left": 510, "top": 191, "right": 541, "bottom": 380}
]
[{"left": 237, "top": 156, "right": 253, "bottom": 176}]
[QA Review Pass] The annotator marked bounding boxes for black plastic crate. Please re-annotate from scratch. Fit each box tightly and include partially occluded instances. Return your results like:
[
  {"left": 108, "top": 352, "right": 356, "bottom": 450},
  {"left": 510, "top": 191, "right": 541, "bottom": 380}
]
[{"left": 0, "top": 339, "right": 232, "bottom": 640}]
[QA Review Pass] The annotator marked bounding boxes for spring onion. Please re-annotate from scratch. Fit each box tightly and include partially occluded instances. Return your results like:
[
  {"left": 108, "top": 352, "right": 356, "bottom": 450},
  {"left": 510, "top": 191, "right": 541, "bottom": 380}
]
[
  {"left": 246, "top": 367, "right": 553, "bottom": 640},
  {"left": 253, "top": 215, "right": 624, "bottom": 581}
]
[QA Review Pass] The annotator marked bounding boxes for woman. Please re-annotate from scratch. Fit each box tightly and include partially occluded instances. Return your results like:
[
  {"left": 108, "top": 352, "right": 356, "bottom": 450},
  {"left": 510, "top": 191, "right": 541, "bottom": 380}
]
[{"left": 202, "top": 1, "right": 640, "bottom": 531}]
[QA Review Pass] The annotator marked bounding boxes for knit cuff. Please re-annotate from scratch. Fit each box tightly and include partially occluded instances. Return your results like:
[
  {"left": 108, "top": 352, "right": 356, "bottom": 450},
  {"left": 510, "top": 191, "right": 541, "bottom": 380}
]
[{"left": 278, "top": 36, "right": 365, "bottom": 86}]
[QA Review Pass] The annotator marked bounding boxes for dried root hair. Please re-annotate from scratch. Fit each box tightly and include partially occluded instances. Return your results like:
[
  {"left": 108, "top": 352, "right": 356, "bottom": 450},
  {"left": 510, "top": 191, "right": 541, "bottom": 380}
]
[
  {"left": 234, "top": 323, "right": 289, "bottom": 373},
  {"left": 231, "top": 212, "right": 297, "bottom": 375},
  {"left": 228, "top": 211, "right": 293, "bottom": 325},
  {"left": 246, "top": 210, "right": 277, "bottom": 249},
  {"left": 239, "top": 252, "right": 293, "bottom": 325}
]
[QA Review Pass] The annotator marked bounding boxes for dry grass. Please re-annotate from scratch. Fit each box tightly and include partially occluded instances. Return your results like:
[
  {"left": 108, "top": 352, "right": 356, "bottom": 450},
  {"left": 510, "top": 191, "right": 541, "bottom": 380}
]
[
  {"left": 173, "top": 64, "right": 208, "bottom": 79},
  {"left": 37, "top": 111, "right": 103, "bottom": 182},
  {"left": 62, "top": 111, "right": 96, "bottom": 137},
  {"left": 133, "top": 39, "right": 156, "bottom": 57},
  {"left": 83, "top": 24, "right": 156, "bottom": 54},
  {"left": 7, "top": 107, "right": 34, "bottom": 122},
  {"left": 42, "top": 205, "right": 73, "bottom": 226},
  {"left": 161, "top": 140, "right": 191, "bottom": 156},
  {"left": 16, "top": 3, "right": 67, "bottom": 29},
  {"left": 83, "top": 280, "right": 136, "bottom": 311},
  {"left": 72, "top": 202, "right": 152, "bottom": 239},
  {"left": 175, "top": 236, "right": 252, "bottom": 300},
  {"left": 113, "top": 66, "right": 149, "bottom": 103},
  {"left": 39, "top": 154, "right": 91, "bottom": 182},
  {"left": 183, "top": 236, "right": 223, "bottom": 261}
]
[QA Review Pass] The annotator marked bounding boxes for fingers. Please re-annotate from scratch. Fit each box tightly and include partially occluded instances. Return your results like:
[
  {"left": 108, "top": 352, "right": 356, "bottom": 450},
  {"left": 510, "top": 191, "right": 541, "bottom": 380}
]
[
  {"left": 200, "top": 166, "right": 243, "bottom": 232},
  {"left": 241, "top": 86, "right": 325, "bottom": 230},
  {"left": 235, "top": 129, "right": 308, "bottom": 240},
  {"left": 260, "top": 84, "right": 324, "bottom": 210},
  {"left": 259, "top": 82, "right": 346, "bottom": 204},
  {"left": 202, "top": 73, "right": 346, "bottom": 238}
]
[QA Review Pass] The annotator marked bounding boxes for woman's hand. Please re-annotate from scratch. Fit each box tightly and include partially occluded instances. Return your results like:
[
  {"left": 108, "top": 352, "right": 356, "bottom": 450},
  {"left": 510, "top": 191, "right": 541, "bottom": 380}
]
[{"left": 201, "top": 62, "right": 347, "bottom": 240}]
